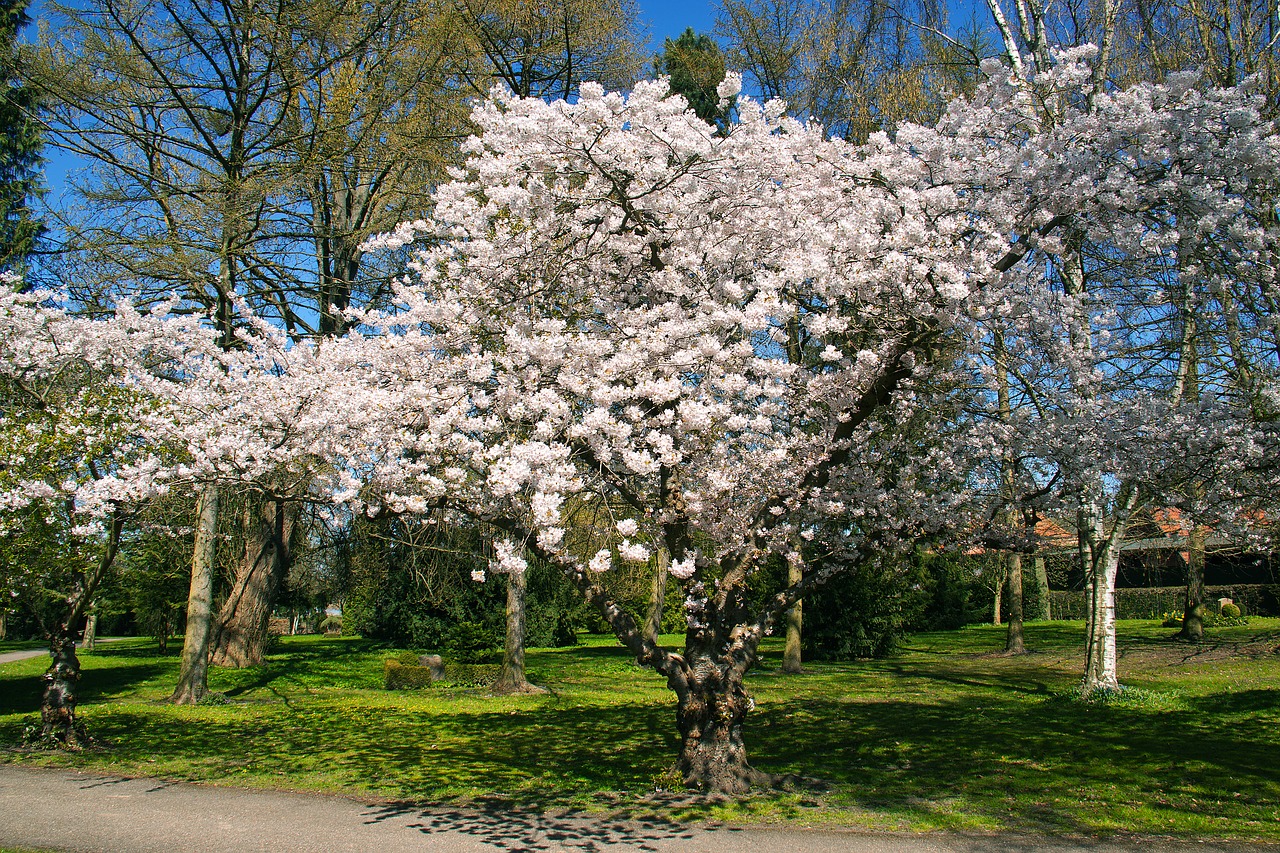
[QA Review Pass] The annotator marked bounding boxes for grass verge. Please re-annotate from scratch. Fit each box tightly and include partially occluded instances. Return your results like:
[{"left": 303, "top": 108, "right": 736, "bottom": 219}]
[{"left": 2, "top": 620, "right": 1278, "bottom": 840}]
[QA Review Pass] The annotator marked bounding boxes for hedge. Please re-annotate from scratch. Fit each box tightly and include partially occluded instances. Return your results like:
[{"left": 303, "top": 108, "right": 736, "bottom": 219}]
[
  {"left": 383, "top": 659, "right": 501, "bottom": 690},
  {"left": 1048, "top": 584, "right": 1278, "bottom": 621}
]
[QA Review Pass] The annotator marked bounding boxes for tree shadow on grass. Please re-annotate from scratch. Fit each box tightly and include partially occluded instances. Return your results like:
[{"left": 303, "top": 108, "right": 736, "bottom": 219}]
[
  {"left": 750, "top": 688, "right": 1280, "bottom": 837},
  {"left": 0, "top": 660, "right": 172, "bottom": 717}
]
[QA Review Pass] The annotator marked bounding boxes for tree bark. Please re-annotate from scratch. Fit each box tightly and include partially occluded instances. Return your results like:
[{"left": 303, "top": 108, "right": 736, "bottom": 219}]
[
  {"left": 992, "top": 578, "right": 1003, "bottom": 625},
  {"left": 40, "top": 637, "right": 88, "bottom": 748},
  {"left": 1081, "top": 484, "right": 1138, "bottom": 694},
  {"left": 210, "top": 496, "right": 296, "bottom": 668},
  {"left": 1176, "top": 524, "right": 1208, "bottom": 642},
  {"left": 493, "top": 568, "right": 545, "bottom": 695},
  {"left": 172, "top": 483, "right": 219, "bottom": 704},
  {"left": 673, "top": 650, "right": 770, "bottom": 793},
  {"left": 642, "top": 543, "right": 670, "bottom": 646},
  {"left": 81, "top": 609, "right": 98, "bottom": 652},
  {"left": 38, "top": 511, "right": 123, "bottom": 747},
  {"left": 1034, "top": 556, "right": 1051, "bottom": 620},
  {"left": 1004, "top": 553, "right": 1026, "bottom": 654},
  {"left": 781, "top": 554, "right": 803, "bottom": 674}
]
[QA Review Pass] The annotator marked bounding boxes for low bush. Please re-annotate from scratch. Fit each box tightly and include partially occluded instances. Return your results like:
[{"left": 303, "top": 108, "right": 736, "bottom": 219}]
[
  {"left": 442, "top": 662, "right": 501, "bottom": 688},
  {"left": 1220, "top": 602, "right": 1242, "bottom": 618},
  {"left": 383, "top": 659, "right": 434, "bottom": 690}
]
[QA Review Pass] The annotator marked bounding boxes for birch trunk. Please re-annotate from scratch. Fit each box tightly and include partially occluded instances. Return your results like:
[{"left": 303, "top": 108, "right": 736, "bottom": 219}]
[
  {"left": 171, "top": 483, "right": 219, "bottom": 704},
  {"left": 1081, "top": 484, "right": 1139, "bottom": 694}
]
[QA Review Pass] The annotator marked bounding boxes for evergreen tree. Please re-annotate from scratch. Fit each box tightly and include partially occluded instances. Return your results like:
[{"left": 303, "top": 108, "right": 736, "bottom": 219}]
[
  {"left": 0, "top": 0, "right": 42, "bottom": 273},
  {"left": 654, "top": 28, "right": 731, "bottom": 129}
]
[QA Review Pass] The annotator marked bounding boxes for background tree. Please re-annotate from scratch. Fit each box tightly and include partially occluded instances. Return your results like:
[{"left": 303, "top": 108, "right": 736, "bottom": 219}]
[
  {"left": 654, "top": 27, "right": 732, "bottom": 128},
  {"left": 453, "top": 0, "right": 645, "bottom": 99},
  {"left": 0, "top": 0, "right": 43, "bottom": 272}
]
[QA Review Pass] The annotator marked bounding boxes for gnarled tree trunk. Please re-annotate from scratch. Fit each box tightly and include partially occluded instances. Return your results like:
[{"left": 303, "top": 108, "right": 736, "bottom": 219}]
[
  {"left": 39, "top": 512, "right": 123, "bottom": 747},
  {"left": 81, "top": 609, "right": 98, "bottom": 652},
  {"left": 672, "top": 650, "right": 770, "bottom": 793},
  {"left": 172, "top": 483, "right": 219, "bottom": 703},
  {"left": 41, "top": 637, "right": 88, "bottom": 748},
  {"left": 210, "top": 496, "right": 296, "bottom": 668}
]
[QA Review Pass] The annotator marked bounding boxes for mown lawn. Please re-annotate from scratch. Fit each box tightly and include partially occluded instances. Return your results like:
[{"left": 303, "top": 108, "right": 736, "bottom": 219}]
[{"left": 2, "top": 620, "right": 1278, "bottom": 840}]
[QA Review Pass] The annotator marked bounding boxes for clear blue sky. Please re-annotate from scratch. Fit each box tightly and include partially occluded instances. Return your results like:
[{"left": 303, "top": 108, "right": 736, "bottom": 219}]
[{"left": 639, "top": 0, "right": 720, "bottom": 51}]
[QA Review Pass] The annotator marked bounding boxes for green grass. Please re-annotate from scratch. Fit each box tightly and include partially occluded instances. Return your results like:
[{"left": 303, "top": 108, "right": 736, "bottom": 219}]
[{"left": 2, "top": 620, "right": 1279, "bottom": 840}]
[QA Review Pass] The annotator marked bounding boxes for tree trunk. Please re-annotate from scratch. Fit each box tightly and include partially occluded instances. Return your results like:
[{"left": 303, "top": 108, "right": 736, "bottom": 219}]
[
  {"left": 210, "top": 496, "right": 296, "bottom": 668},
  {"left": 81, "top": 610, "right": 98, "bottom": 652},
  {"left": 673, "top": 654, "right": 770, "bottom": 793},
  {"left": 40, "top": 636, "right": 88, "bottom": 748},
  {"left": 1034, "top": 556, "right": 1051, "bottom": 620},
  {"left": 1083, "top": 543, "right": 1122, "bottom": 693},
  {"left": 1080, "top": 485, "right": 1137, "bottom": 694},
  {"left": 493, "top": 568, "right": 545, "bottom": 695},
  {"left": 37, "top": 511, "right": 123, "bottom": 747},
  {"left": 1004, "top": 553, "right": 1026, "bottom": 654},
  {"left": 992, "top": 579, "right": 1003, "bottom": 625},
  {"left": 781, "top": 555, "right": 803, "bottom": 674},
  {"left": 1176, "top": 524, "right": 1208, "bottom": 642},
  {"left": 0, "top": 609, "right": 7, "bottom": 640},
  {"left": 172, "top": 483, "right": 219, "bottom": 704},
  {"left": 642, "top": 544, "right": 670, "bottom": 646}
]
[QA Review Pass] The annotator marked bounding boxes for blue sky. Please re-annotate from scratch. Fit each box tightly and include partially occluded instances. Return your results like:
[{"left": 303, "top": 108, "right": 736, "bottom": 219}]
[{"left": 639, "top": 0, "right": 720, "bottom": 50}]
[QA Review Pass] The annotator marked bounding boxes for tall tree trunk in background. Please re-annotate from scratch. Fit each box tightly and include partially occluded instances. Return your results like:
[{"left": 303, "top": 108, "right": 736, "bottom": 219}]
[
  {"left": 1034, "top": 556, "right": 1051, "bottom": 620},
  {"left": 992, "top": 578, "right": 1003, "bottom": 625},
  {"left": 210, "top": 496, "right": 296, "bottom": 668},
  {"left": 1176, "top": 524, "right": 1208, "bottom": 642},
  {"left": 172, "top": 483, "right": 219, "bottom": 704},
  {"left": 781, "top": 554, "right": 803, "bottom": 674},
  {"left": 40, "top": 512, "right": 123, "bottom": 747},
  {"left": 494, "top": 568, "right": 546, "bottom": 695},
  {"left": 80, "top": 608, "right": 98, "bottom": 652},
  {"left": 1004, "top": 553, "right": 1026, "bottom": 653},
  {"left": 0, "top": 610, "right": 7, "bottom": 640},
  {"left": 642, "top": 543, "right": 670, "bottom": 646}
]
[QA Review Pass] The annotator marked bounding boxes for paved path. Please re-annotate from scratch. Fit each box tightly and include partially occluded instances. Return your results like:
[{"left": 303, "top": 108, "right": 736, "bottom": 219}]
[
  {"left": 0, "top": 638, "right": 128, "bottom": 666},
  {"left": 1, "top": 765, "right": 1275, "bottom": 853}
]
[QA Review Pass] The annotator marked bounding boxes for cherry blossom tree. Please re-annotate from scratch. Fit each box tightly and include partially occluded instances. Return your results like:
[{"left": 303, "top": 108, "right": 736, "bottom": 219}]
[{"left": 329, "top": 75, "right": 1016, "bottom": 792}]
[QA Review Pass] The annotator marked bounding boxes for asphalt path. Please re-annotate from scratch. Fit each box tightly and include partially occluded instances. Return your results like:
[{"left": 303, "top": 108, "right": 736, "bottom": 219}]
[
  {"left": 0, "top": 638, "right": 128, "bottom": 666},
  {"left": 1, "top": 765, "right": 1276, "bottom": 853}
]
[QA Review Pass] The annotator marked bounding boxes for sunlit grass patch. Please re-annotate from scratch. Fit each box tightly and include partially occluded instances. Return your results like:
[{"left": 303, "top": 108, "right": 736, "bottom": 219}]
[{"left": 2, "top": 620, "right": 1279, "bottom": 840}]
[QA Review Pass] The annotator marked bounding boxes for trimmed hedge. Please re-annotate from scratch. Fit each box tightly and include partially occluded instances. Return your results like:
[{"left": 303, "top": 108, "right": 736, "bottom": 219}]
[
  {"left": 1048, "top": 584, "right": 1277, "bottom": 620},
  {"left": 383, "top": 659, "right": 501, "bottom": 690},
  {"left": 442, "top": 662, "right": 501, "bottom": 688},
  {"left": 384, "top": 659, "right": 435, "bottom": 689}
]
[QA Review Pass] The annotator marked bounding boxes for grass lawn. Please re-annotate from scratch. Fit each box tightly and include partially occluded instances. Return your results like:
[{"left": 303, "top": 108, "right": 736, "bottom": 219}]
[{"left": 2, "top": 620, "right": 1278, "bottom": 840}]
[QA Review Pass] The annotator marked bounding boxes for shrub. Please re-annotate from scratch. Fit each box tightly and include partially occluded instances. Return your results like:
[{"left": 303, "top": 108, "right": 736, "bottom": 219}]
[
  {"left": 446, "top": 621, "right": 500, "bottom": 663},
  {"left": 383, "top": 659, "right": 435, "bottom": 689},
  {"left": 1220, "top": 602, "right": 1242, "bottom": 618},
  {"left": 319, "top": 615, "right": 342, "bottom": 634},
  {"left": 1160, "top": 611, "right": 1183, "bottom": 628},
  {"left": 442, "top": 662, "right": 501, "bottom": 688},
  {"left": 395, "top": 649, "right": 422, "bottom": 666}
]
